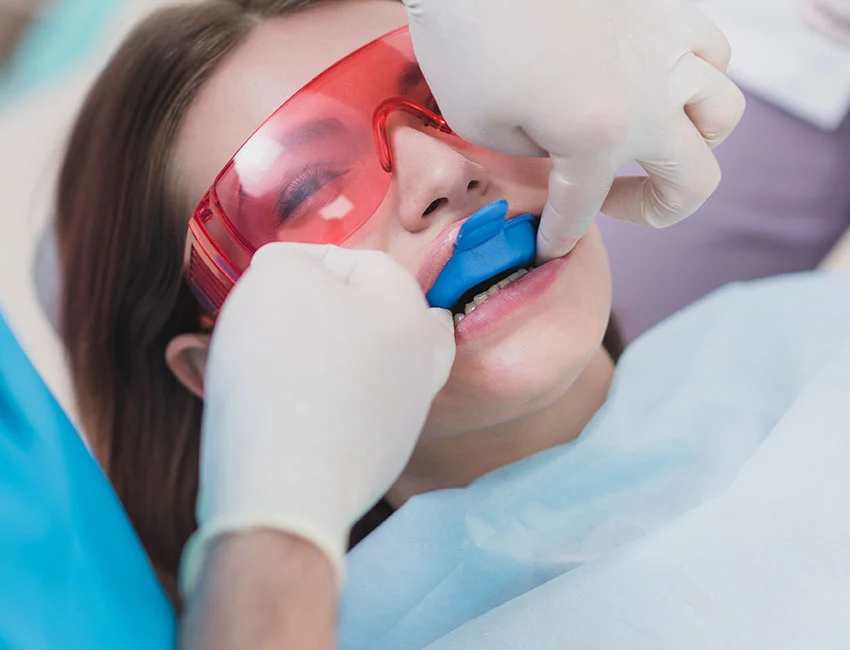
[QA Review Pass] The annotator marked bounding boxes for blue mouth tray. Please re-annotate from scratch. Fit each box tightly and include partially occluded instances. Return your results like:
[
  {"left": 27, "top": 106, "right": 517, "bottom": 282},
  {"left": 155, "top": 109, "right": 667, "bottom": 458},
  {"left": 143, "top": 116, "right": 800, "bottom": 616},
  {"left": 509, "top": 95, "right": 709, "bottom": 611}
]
[{"left": 426, "top": 200, "right": 538, "bottom": 310}]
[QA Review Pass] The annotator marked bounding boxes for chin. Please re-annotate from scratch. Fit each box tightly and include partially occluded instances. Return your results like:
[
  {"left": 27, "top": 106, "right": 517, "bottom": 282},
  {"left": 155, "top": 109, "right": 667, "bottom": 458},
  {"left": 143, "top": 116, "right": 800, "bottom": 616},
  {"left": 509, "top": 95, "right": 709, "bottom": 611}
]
[{"left": 424, "top": 227, "right": 612, "bottom": 437}]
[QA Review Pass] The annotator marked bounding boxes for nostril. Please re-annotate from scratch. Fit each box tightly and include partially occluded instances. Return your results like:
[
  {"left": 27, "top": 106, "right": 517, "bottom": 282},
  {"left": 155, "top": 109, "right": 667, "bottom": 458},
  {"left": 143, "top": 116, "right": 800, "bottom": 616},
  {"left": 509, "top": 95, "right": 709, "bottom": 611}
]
[
  {"left": 467, "top": 180, "right": 480, "bottom": 191},
  {"left": 422, "top": 197, "right": 448, "bottom": 217}
]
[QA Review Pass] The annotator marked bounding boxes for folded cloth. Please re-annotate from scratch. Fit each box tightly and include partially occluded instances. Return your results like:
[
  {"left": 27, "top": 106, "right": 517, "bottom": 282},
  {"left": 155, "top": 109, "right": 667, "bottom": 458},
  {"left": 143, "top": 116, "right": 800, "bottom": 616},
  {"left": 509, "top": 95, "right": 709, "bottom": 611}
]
[
  {"left": 340, "top": 271, "right": 850, "bottom": 650},
  {"left": 428, "top": 327, "right": 850, "bottom": 649}
]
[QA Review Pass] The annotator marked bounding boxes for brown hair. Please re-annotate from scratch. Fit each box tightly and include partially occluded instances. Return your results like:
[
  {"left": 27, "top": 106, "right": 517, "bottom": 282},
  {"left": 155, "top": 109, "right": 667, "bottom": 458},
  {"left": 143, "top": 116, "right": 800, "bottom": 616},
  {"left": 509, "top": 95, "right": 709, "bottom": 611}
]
[
  {"left": 56, "top": 0, "right": 350, "bottom": 601},
  {"left": 56, "top": 0, "right": 624, "bottom": 605}
]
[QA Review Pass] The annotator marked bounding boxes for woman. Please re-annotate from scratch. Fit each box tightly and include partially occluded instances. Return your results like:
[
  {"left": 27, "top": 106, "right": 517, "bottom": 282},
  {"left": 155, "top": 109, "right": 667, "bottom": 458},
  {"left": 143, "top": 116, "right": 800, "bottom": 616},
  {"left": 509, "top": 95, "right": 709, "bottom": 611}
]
[{"left": 56, "top": 0, "right": 621, "bottom": 601}]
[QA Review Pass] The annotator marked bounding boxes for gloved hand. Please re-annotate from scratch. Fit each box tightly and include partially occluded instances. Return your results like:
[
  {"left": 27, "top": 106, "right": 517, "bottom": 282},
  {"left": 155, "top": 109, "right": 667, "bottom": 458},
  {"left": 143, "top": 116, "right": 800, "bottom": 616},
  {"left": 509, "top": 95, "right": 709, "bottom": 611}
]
[
  {"left": 180, "top": 243, "right": 456, "bottom": 598},
  {"left": 404, "top": 0, "right": 746, "bottom": 260},
  {"left": 799, "top": 0, "right": 850, "bottom": 46}
]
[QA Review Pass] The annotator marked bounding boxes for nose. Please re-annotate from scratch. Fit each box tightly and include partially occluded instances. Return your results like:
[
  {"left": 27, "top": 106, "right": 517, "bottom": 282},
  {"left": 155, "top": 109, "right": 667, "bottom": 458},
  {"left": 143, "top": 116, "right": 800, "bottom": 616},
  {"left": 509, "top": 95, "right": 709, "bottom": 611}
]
[{"left": 388, "top": 116, "right": 490, "bottom": 234}]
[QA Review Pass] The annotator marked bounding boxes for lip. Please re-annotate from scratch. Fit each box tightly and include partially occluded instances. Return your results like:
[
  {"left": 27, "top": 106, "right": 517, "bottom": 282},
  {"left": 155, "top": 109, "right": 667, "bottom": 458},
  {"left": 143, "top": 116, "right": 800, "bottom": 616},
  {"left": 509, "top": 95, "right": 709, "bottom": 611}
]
[
  {"left": 416, "top": 208, "right": 537, "bottom": 295},
  {"left": 453, "top": 246, "right": 575, "bottom": 343}
]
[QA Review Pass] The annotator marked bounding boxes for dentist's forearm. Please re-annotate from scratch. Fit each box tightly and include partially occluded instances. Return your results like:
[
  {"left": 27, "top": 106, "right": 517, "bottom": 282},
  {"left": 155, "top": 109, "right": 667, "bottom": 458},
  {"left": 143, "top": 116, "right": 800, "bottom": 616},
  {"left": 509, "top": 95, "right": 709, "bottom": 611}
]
[{"left": 180, "top": 530, "right": 337, "bottom": 650}]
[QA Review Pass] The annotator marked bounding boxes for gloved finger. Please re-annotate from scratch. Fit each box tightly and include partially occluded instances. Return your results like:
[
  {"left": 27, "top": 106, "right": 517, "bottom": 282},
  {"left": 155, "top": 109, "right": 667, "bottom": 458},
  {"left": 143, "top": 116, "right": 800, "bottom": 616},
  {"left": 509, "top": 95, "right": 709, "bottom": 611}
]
[
  {"left": 427, "top": 307, "right": 455, "bottom": 334},
  {"left": 310, "top": 245, "right": 384, "bottom": 284},
  {"left": 536, "top": 155, "right": 617, "bottom": 262},
  {"left": 426, "top": 308, "right": 457, "bottom": 387},
  {"left": 254, "top": 241, "right": 379, "bottom": 284},
  {"left": 252, "top": 242, "right": 418, "bottom": 297},
  {"left": 338, "top": 249, "right": 428, "bottom": 307},
  {"left": 674, "top": 53, "right": 746, "bottom": 148},
  {"left": 344, "top": 256, "right": 456, "bottom": 388},
  {"left": 249, "top": 241, "right": 335, "bottom": 275},
  {"left": 219, "top": 243, "right": 336, "bottom": 319},
  {"left": 602, "top": 117, "right": 721, "bottom": 228},
  {"left": 686, "top": 6, "right": 733, "bottom": 72}
]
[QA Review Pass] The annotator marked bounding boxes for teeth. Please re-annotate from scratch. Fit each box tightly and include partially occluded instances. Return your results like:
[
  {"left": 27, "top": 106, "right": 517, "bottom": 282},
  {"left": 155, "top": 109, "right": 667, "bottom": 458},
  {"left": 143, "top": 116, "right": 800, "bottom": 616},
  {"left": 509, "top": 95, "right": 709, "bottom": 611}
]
[{"left": 454, "top": 267, "right": 535, "bottom": 319}]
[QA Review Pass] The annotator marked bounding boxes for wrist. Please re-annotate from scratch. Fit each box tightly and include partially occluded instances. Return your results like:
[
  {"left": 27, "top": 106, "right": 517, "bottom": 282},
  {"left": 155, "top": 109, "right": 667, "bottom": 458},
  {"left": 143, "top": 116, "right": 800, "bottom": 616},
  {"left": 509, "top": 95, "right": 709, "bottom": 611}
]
[
  {"left": 180, "top": 513, "right": 348, "bottom": 601},
  {"left": 179, "top": 530, "right": 337, "bottom": 650},
  {"left": 212, "top": 530, "right": 337, "bottom": 585}
]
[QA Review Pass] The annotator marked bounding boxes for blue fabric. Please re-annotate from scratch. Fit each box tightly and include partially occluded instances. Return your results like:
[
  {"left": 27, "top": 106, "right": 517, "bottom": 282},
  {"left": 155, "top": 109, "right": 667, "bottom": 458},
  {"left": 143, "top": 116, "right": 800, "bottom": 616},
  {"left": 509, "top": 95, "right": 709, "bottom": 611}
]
[
  {"left": 424, "top": 334, "right": 850, "bottom": 649},
  {"left": 0, "top": 314, "right": 175, "bottom": 649},
  {"left": 0, "top": 0, "right": 118, "bottom": 109},
  {"left": 340, "top": 271, "right": 850, "bottom": 650}
]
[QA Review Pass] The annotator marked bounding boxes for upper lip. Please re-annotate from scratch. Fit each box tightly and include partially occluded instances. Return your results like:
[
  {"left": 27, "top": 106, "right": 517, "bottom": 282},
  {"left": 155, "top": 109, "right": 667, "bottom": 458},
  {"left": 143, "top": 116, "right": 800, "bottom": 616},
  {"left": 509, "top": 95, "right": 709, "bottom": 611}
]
[{"left": 416, "top": 208, "right": 537, "bottom": 295}]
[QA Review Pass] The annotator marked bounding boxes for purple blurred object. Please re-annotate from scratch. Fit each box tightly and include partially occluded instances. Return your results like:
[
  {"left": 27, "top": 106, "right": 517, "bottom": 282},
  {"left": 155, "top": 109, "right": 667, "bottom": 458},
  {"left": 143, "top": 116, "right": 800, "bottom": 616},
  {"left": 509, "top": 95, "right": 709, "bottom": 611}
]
[{"left": 599, "top": 89, "right": 850, "bottom": 343}]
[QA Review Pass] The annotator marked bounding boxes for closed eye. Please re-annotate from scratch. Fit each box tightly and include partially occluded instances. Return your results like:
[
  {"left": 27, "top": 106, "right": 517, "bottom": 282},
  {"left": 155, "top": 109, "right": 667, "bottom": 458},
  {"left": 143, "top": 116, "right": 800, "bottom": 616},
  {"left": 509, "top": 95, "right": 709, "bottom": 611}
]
[{"left": 274, "top": 164, "right": 350, "bottom": 226}]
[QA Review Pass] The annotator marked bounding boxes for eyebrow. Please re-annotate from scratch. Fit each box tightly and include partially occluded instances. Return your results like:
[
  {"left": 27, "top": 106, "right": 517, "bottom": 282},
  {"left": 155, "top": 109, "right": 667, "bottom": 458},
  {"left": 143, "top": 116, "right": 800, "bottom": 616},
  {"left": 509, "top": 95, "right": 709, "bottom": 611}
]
[{"left": 280, "top": 117, "right": 347, "bottom": 149}]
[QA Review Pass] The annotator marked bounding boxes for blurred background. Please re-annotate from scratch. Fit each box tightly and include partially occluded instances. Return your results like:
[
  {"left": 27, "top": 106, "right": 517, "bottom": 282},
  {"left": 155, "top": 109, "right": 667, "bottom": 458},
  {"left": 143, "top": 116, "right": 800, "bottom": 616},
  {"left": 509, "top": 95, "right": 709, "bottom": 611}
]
[
  {"left": 0, "top": 0, "right": 173, "bottom": 422},
  {"left": 1, "top": 0, "right": 849, "bottom": 424}
]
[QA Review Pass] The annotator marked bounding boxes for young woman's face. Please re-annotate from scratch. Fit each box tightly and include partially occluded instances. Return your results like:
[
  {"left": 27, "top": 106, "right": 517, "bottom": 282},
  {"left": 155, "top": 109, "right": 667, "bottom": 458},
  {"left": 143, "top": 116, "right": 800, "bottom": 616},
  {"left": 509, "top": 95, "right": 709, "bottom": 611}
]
[{"left": 175, "top": 0, "right": 612, "bottom": 439}]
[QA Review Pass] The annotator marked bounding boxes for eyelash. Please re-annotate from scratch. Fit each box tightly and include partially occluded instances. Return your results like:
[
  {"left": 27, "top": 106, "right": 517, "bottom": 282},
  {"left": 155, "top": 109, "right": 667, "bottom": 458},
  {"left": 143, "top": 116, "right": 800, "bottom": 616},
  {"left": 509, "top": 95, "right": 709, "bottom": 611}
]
[
  {"left": 268, "top": 91, "right": 438, "bottom": 226},
  {"left": 274, "top": 164, "right": 349, "bottom": 225}
]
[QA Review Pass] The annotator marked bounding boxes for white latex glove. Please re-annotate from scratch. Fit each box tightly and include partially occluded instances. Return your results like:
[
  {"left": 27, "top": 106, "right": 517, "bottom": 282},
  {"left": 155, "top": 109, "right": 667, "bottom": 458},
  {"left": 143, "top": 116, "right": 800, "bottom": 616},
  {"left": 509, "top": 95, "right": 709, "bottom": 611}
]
[
  {"left": 180, "top": 243, "right": 455, "bottom": 597},
  {"left": 404, "top": 0, "right": 746, "bottom": 260},
  {"left": 799, "top": 0, "right": 850, "bottom": 46}
]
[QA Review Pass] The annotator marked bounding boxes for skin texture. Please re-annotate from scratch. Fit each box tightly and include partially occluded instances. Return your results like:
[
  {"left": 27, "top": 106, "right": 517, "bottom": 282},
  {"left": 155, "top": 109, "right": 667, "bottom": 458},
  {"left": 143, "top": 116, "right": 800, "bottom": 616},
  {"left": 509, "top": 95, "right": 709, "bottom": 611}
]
[
  {"left": 180, "top": 531, "right": 337, "bottom": 650},
  {"left": 168, "top": 0, "right": 614, "bottom": 503}
]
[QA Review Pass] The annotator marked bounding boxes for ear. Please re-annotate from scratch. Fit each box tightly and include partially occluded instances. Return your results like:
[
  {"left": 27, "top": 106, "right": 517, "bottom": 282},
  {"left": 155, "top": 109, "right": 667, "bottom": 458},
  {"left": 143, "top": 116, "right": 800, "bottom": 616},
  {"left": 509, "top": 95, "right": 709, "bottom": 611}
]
[{"left": 165, "top": 333, "right": 212, "bottom": 399}]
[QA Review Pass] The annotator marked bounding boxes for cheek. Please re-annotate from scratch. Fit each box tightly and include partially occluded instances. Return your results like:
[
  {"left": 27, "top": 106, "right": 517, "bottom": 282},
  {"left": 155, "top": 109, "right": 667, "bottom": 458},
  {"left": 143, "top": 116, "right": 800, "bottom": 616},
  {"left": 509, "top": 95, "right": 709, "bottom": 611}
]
[
  {"left": 338, "top": 184, "right": 423, "bottom": 271},
  {"left": 425, "top": 227, "right": 612, "bottom": 436}
]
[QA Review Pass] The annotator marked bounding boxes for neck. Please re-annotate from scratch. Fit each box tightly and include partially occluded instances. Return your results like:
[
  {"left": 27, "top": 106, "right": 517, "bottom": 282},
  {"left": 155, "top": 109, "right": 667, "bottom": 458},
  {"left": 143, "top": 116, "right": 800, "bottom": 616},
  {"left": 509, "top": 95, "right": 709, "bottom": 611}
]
[{"left": 387, "top": 348, "right": 614, "bottom": 506}]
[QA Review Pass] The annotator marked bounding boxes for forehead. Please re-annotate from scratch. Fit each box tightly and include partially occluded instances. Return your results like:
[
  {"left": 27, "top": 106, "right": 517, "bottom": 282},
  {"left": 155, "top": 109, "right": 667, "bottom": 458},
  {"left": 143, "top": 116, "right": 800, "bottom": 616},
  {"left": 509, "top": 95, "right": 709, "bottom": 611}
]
[{"left": 174, "top": 0, "right": 408, "bottom": 208}]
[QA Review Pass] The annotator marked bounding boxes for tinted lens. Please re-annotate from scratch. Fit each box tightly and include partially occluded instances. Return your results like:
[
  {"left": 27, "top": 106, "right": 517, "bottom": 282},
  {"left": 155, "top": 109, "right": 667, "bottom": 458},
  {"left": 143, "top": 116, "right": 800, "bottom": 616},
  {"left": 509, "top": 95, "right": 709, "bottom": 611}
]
[
  {"left": 187, "top": 26, "right": 449, "bottom": 317},
  {"left": 212, "top": 27, "right": 435, "bottom": 249}
]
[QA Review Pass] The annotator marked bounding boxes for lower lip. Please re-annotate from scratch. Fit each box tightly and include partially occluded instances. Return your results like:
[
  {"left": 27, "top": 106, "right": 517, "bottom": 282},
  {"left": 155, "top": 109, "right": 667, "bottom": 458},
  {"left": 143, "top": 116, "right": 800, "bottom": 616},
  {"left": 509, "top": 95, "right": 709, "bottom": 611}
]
[{"left": 453, "top": 254, "right": 572, "bottom": 342}]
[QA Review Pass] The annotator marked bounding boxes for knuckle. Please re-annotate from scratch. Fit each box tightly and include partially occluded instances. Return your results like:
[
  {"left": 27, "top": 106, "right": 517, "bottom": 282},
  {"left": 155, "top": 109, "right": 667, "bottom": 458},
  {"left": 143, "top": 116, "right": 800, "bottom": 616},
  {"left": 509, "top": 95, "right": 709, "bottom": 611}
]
[
  {"left": 697, "top": 88, "right": 745, "bottom": 146},
  {"left": 701, "top": 158, "right": 723, "bottom": 197},
  {"left": 681, "top": 163, "right": 722, "bottom": 210},
  {"left": 728, "top": 84, "right": 747, "bottom": 123},
  {"left": 643, "top": 163, "right": 720, "bottom": 228},
  {"left": 643, "top": 183, "right": 684, "bottom": 227},
  {"left": 715, "top": 33, "right": 733, "bottom": 69}
]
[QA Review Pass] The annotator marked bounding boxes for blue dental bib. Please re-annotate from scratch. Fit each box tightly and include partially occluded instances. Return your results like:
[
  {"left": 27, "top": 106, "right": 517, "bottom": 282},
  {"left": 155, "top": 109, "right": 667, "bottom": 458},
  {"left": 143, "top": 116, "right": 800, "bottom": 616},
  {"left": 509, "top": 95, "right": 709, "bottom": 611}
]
[{"left": 426, "top": 200, "right": 537, "bottom": 310}]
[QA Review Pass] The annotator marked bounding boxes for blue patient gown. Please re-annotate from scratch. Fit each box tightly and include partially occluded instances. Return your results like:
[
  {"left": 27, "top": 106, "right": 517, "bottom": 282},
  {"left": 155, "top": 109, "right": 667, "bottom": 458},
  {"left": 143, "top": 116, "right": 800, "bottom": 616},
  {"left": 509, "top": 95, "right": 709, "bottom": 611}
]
[
  {"left": 340, "top": 272, "right": 850, "bottom": 650},
  {"left": 0, "top": 314, "right": 175, "bottom": 649}
]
